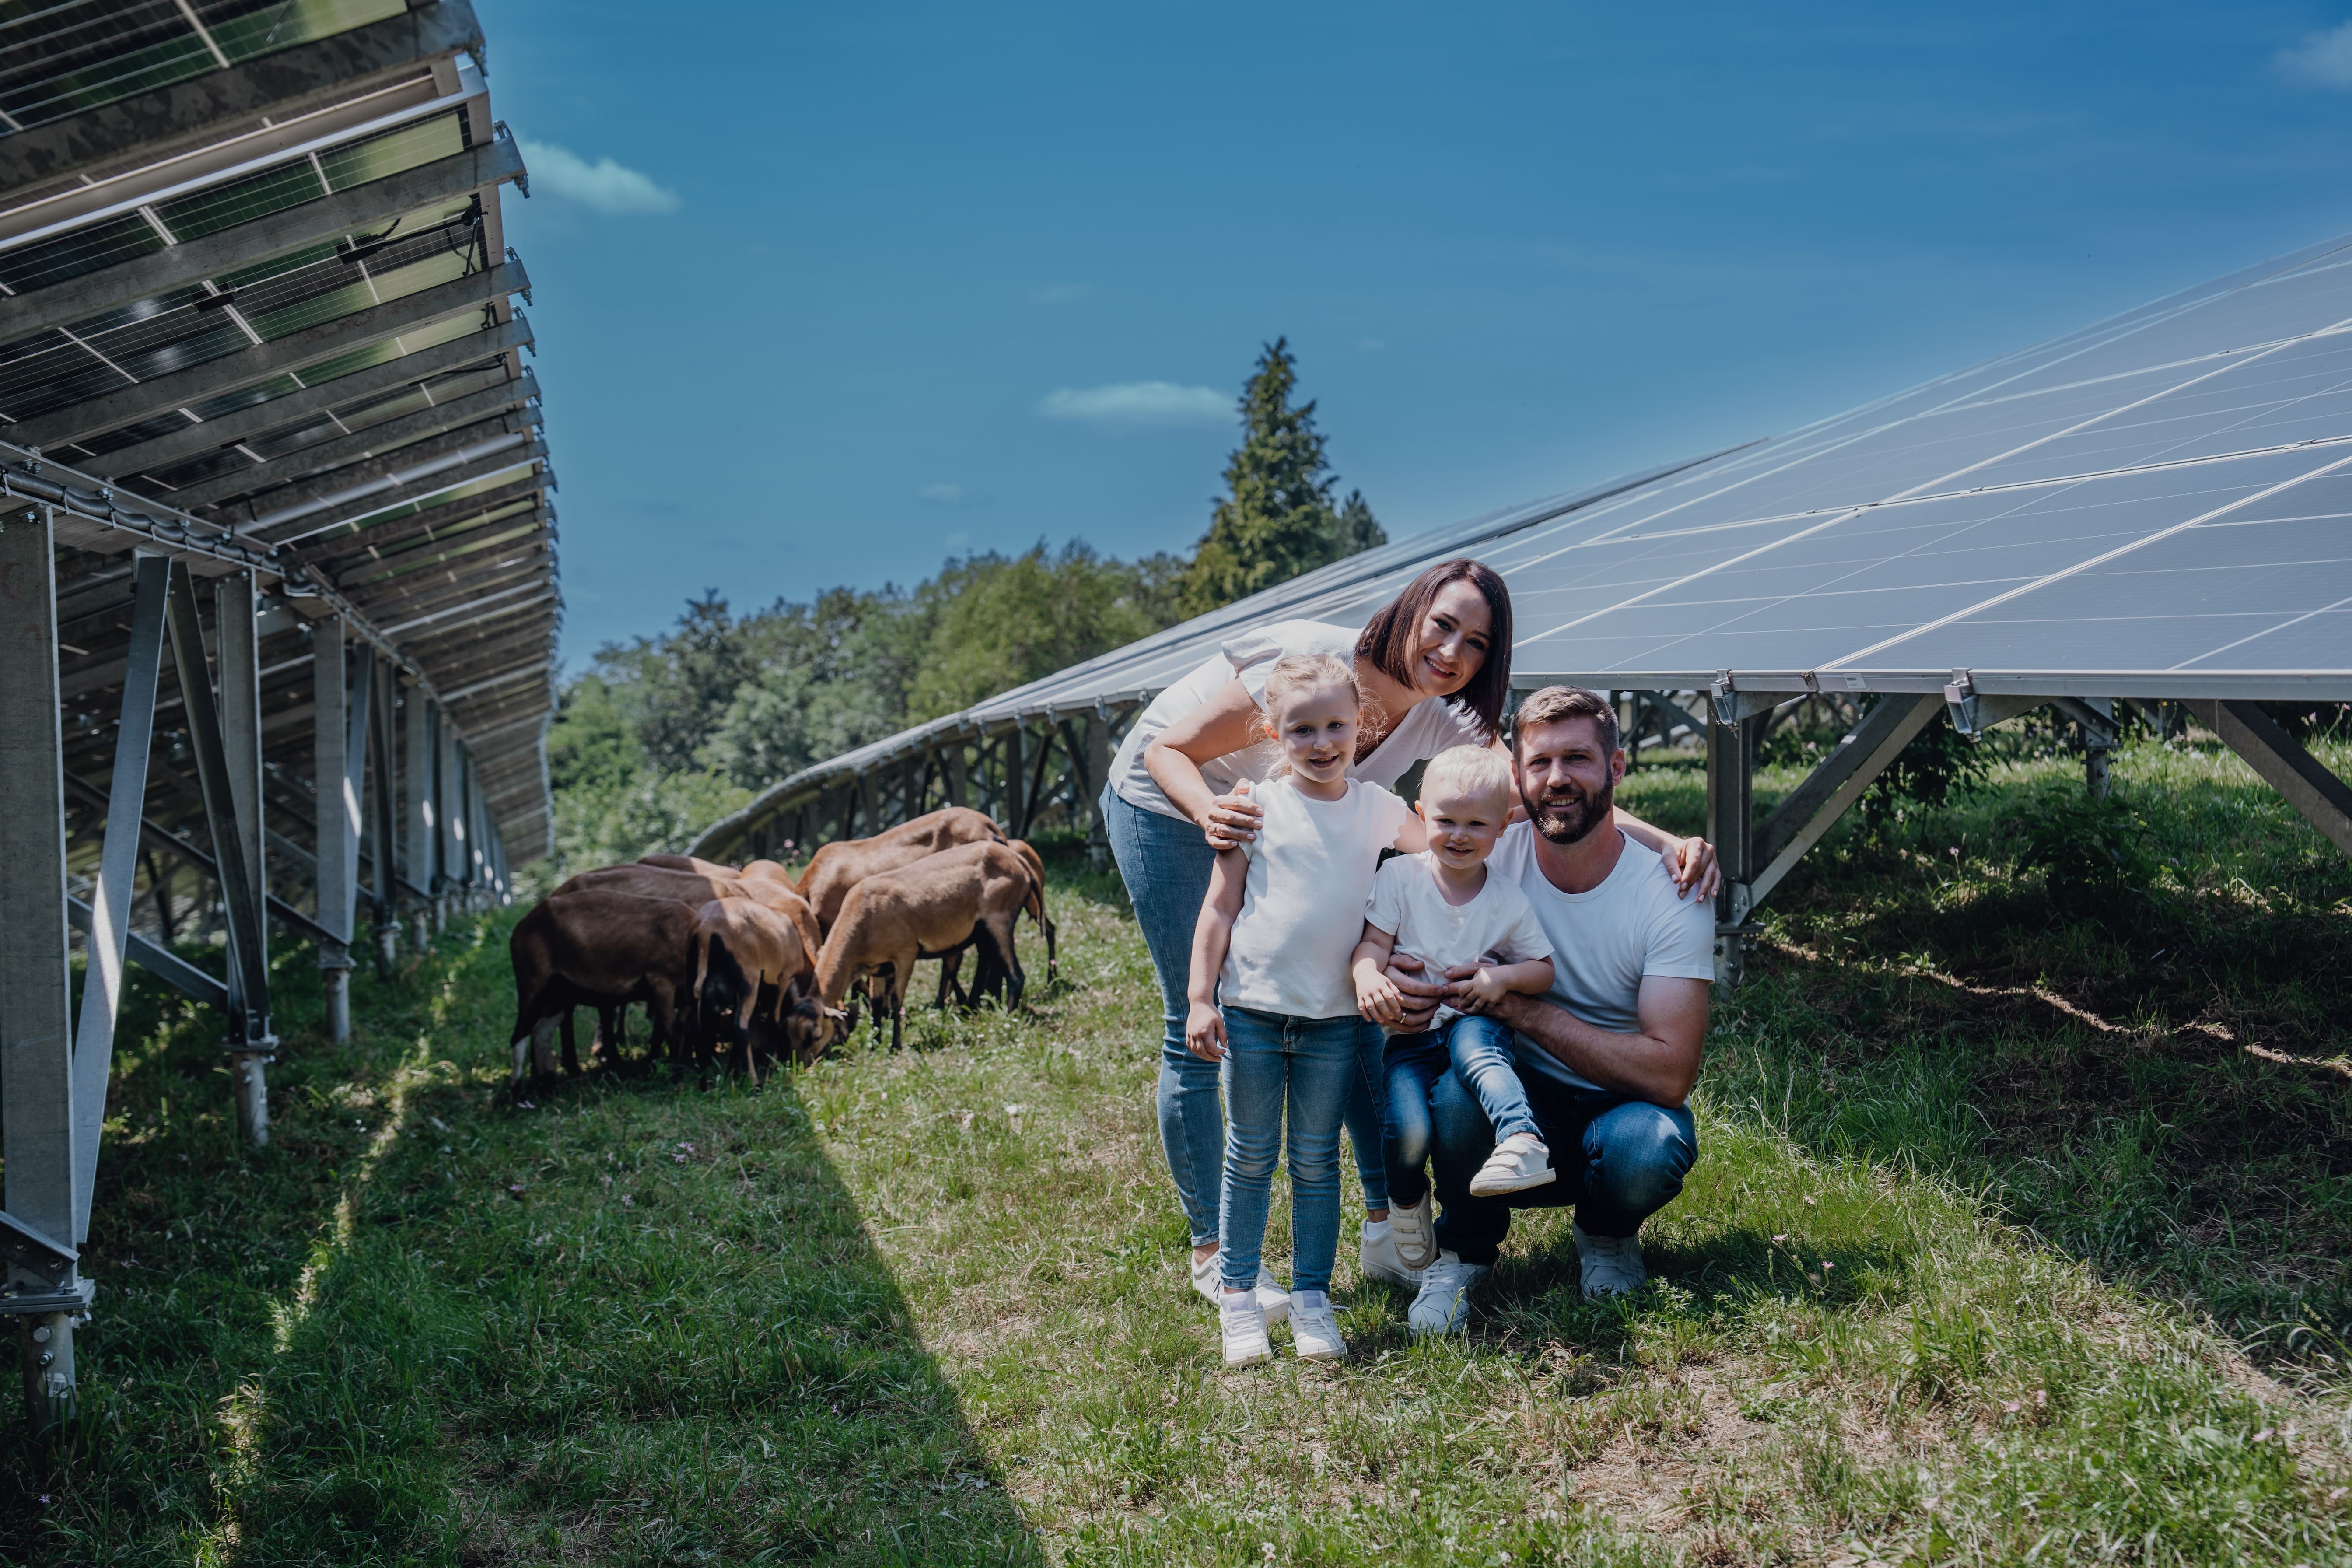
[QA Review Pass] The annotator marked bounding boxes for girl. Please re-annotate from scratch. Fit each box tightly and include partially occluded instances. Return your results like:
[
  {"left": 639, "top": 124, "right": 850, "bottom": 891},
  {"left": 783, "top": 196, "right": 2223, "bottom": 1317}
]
[{"left": 1185, "top": 654, "right": 1424, "bottom": 1366}]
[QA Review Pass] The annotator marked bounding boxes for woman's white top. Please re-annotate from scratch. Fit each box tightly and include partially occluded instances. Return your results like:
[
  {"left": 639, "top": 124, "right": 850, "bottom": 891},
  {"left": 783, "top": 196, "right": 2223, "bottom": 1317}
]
[
  {"left": 1221, "top": 777, "right": 1419, "bottom": 1020},
  {"left": 1105, "top": 619, "right": 1490, "bottom": 823},
  {"left": 1364, "top": 851, "right": 1554, "bottom": 1030}
]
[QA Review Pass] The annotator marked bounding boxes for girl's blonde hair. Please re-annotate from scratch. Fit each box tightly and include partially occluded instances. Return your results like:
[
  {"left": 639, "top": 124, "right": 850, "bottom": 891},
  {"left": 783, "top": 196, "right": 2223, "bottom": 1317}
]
[{"left": 1255, "top": 654, "right": 1386, "bottom": 775}]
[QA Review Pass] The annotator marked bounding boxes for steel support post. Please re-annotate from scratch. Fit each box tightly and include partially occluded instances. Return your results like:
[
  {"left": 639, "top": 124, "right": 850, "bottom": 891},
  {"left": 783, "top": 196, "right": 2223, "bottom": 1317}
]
[
  {"left": 436, "top": 710, "right": 462, "bottom": 926},
  {"left": 465, "top": 756, "right": 488, "bottom": 907},
  {"left": 1086, "top": 709, "right": 1113, "bottom": 867},
  {"left": 1705, "top": 701, "right": 1763, "bottom": 991},
  {"left": 369, "top": 655, "right": 401, "bottom": 974},
  {"left": 1005, "top": 724, "right": 1027, "bottom": 838},
  {"left": 946, "top": 735, "right": 968, "bottom": 809},
  {"left": 0, "top": 505, "right": 90, "bottom": 1436},
  {"left": 213, "top": 571, "right": 274, "bottom": 1144},
  {"left": 71, "top": 553, "right": 172, "bottom": 1243},
  {"left": 313, "top": 619, "right": 354, "bottom": 1040}
]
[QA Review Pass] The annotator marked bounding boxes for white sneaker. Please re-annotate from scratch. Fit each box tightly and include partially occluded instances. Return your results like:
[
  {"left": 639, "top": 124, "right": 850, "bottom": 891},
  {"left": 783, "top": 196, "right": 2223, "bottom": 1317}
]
[
  {"left": 1189, "top": 1251, "right": 1289, "bottom": 1322},
  {"left": 1573, "top": 1222, "right": 1647, "bottom": 1298},
  {"left": 1359, "top": 1219, "right": 1420, "bottom": 1287},
  {"left": 1469, "top": 1132, "right": 1556, "bottom": 1197},
  {"left": 1407, "top": 1249, "right": 1490, "bottom": 1338},
  {"left": 1221, "top": 1289, "right": 1271, "bottom": 1366},
  {"left": 1387, "top": 1192, "right": 1436, "bottom": 1272},
  {"left": 1288, "top": 1288, "right": 1347, "bottom": 1361}
]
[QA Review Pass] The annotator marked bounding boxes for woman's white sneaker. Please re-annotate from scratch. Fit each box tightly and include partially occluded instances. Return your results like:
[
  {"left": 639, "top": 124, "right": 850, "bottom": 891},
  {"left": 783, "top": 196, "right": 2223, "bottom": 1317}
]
[
  {"left": 1469, "top": 1132, "right": 1556, "bottom": 1197},
  {"left": 1189, "top": 1252, "right": 1290, "bottom": 1322},
  {"left": 1288, "top": 1289, "right": 1348, "bottom": 1361},
  {"left": 1387, "top": 1192, "right": 1436, "bottom": 1271},
  {"left": 1572, "top": 1222, "right": 1646, "bottom": 1298},
  {"left": 1221, "top": 1289, "right": 1272, "bottom": 1366},
  {"left": 1359, "top": 1219, "right": 1419, "bottom": 1287},
  {"left": 1407, "top": 1250, "right": 1490, "bottom": 1338}
]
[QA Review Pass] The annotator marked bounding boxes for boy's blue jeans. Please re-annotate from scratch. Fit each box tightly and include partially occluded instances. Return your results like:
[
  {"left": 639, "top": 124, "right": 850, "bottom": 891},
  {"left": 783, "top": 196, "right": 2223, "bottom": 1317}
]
[
  {"left": 1382, "top": 1015, "right": 1530, "bottom": 1203},
  {"left": 1218, "top": 1006, "right": 1359, "bottom": 1295}
]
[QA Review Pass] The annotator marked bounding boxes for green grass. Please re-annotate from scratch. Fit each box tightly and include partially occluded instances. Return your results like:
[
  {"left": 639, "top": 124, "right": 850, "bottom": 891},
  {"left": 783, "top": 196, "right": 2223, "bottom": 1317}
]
[{"left": 4, "top": 736, "right": 2351, "bottom": 1564}]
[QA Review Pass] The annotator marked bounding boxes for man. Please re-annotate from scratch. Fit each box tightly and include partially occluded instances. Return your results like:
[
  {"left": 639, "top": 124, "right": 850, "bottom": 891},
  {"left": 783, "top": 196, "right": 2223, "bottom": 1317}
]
[{"left": 1383, "top": 685, "right": 1715, "bottom": 1337}]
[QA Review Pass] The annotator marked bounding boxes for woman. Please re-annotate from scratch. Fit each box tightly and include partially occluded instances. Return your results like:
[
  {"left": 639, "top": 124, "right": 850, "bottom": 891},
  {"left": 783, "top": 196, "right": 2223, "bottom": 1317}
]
[{"left": 1097, "top": 557, "right": 1718, "bottom": 1309}]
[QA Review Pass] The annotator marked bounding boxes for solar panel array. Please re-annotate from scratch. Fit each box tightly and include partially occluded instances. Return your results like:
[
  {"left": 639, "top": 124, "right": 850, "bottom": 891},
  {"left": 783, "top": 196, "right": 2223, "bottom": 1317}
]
[{"left": 731, "top": 231, "right": 2352, "bottom": 820}]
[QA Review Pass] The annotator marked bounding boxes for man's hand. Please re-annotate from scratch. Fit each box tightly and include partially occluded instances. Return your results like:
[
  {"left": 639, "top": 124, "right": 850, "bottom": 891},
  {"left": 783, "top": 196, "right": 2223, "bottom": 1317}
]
[
  {"left": 1185, "top": 999, "right": 1228, "bottom": 1062},
  {"left": 1382, "top": 952, "right": 1453, "bottom": 1032},
  {"left": 1200, "top": 779, "right": 1264, "bottom": 852}
]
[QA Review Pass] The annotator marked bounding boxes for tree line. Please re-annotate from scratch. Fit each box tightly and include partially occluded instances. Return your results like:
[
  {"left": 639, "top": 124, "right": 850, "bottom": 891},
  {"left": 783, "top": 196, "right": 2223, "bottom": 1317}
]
[{"left": 552, "top": 339, "right": 1388, "bottom": 867}]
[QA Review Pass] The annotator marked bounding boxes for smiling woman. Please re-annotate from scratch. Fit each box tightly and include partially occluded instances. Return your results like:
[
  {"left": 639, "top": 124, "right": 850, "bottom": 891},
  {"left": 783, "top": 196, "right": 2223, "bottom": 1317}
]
[{"left": 1092, "top": 556, "right": 1721, "bottom": 1313}]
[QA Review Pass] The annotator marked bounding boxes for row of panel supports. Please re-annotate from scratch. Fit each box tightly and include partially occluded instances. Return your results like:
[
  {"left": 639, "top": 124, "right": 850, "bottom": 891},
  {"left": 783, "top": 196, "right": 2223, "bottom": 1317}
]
[
  {"left": 0, "top": 506, "right": 514, "bottom": 1436},
  {"left": 1699, "top": 685, "right": 2352, "bottom": 989}
]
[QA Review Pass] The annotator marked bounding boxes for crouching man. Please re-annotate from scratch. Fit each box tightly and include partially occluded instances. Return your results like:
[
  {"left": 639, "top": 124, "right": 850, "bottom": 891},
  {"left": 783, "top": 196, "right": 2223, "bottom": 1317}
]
[{"left": 1384, "top": 686, "right": 1715, "bottom": 1336}]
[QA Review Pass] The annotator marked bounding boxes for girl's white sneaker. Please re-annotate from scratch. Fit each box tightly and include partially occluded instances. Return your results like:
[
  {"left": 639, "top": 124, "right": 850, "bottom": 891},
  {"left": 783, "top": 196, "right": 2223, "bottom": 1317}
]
[
  {"left": 1221, "top": 1289, "right": 1272, "bottom": 1366},
  {"left": 1288, "top": 1289, "right": 1348, "bottom": 1361},
  {"left": 1387, "top": 1192, "right": 1436, "bottom": 1271},
  {"left": 1189, "top": 1252, "right": 1290, "bottom": 1323}
]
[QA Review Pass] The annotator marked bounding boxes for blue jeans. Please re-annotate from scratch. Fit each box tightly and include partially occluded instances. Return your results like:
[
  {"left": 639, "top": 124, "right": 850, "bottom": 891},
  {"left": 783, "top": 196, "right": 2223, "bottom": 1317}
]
[
  {"left": 1429, "top": 1065, "right": 1698, "bottom": 1266},
  {"left": 1382, "top": 1014, "right": 1529, "bottom": 1205},
  {"left": 1218, "top": 1007, "right": 1358, "bottom": 1294},
  {"left": 1101, "top": 788, "right": 1388, "bottom": 1246}
]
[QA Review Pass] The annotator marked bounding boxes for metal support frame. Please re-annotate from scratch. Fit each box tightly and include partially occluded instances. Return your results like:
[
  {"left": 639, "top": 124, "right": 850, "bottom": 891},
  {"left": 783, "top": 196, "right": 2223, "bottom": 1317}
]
[
  {"left": 370, "top": 653, "right": 402, "bottom": 973},
  {"left": 402, "top": 680, "right": 433, "bottom": 943},
  {"left": 0, "top": 505, "right": 92, "bottom": 1435},
  {"left": 2185, "top": 700, "right": 2352, "bottom": 856},
  {"left": 436, "top": 707, "right": 462, "bottom": 924},
  {"left": 314, "top": 618, "right": 354, "bottom": 1040}
]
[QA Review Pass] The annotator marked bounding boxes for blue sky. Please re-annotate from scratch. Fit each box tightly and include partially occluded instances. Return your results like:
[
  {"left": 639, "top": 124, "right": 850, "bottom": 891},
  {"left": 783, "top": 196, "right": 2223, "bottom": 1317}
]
[{"left": 482, "top": 2, "right": 2352, "bottom": 665}]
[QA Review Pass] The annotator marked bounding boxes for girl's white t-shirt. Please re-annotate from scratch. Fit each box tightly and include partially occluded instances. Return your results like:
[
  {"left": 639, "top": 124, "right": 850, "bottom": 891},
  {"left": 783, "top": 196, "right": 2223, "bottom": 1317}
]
[
  {"left": 1106, "top": 619, "right": 1490, "bottom": 822},
  {"left": 1222, "top": 777, "right": 1419, "bottom": 1020},
  {"left": 1364, "top": 851, "right": 1554, "bottom": 1030}
]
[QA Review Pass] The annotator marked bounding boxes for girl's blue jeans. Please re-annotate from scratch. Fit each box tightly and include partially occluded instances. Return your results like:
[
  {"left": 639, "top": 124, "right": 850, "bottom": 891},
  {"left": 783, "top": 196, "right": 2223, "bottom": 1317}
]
[
  {"left": 1217, "top": 1006, "right": 1359, "bottom": 1294},
  {"left": 1101, "top": 787, "right": 1388, "bottom": 1247}
]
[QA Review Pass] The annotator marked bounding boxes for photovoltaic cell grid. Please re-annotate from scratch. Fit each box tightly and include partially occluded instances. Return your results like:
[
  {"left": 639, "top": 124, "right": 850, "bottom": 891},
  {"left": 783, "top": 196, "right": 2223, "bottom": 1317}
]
[{"left": 771, "top": 230, "right": 2352, "bottom": 794}]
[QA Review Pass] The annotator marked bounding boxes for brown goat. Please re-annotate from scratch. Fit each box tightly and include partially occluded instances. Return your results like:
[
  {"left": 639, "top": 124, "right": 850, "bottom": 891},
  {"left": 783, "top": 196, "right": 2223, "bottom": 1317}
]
[
  {"left": 690, "top": 897, "right": 816, "bottom": 1082},
  {"left": 935, "top": 838, "right": 1057, "bottom": 1007},
  {"left": 508, "top": 891, "right": 699, "bottom": 1085},
  {"left": 794, "top": 807, "right": 1007, "bottom": 932},
  {"left": 797, "top": 840, "right": 1032, "bottom": 1050},
  {"left": 639, "top": 853, "right": 740, "bottom": 877}
]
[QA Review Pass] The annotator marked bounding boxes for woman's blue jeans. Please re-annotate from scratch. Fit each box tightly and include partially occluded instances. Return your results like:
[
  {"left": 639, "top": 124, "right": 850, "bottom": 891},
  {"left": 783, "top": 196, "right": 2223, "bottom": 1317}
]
[
  {"left": 1101, "top": 787, "right": 1387, "bottom": 1247},
  {"left": 1218, "top": 1007, "right": 1358, "bottom": 1294}
]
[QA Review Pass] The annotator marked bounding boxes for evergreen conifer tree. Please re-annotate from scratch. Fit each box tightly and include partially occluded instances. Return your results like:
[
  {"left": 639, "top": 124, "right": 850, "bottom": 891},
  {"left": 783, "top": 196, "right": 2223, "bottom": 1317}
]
[{"left": 1179, "top": 339, "right": 1379, "bottom": 615}]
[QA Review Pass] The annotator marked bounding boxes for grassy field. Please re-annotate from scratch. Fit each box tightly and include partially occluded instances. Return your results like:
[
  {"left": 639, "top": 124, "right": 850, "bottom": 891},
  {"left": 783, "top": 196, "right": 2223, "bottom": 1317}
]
[{"left": 3, "top": 735, "right": 2351, "bottom": 1564}]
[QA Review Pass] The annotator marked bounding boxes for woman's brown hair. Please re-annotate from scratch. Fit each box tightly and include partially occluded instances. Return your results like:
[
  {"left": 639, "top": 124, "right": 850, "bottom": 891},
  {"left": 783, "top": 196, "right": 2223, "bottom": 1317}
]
[{"left": 1353, "top": 558, "right": 1513, "bottom": 742}]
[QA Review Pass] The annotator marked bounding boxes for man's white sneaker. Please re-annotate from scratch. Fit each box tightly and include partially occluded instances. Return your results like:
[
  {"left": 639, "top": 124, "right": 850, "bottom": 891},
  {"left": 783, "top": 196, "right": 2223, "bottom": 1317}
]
[
  {"left": 1189, "top": 1252, "right": 1290, "bottom": 1322},
  {"left": 1387, "top": 1192, "right": 1436, "bottom": 1271},
  {"left": 1288, "top": 1288, "right": 1348, "bottom": 1360},
  {"left": 1573, "top": 1222, "right": 1647, "bottom": 1298},
  {"left": 1359, "top": 1220, "right": 1419, "bottom": 1287},
  {"left": 1407, "top": 1249, "right": 1490, "bottom": 1338},
  {"left": 1469, "top": 1132, "right": 1556, "bottom": 1197},
  {"left": 1221, "top": 1289, "right": 1271, "bottom": 1366}
]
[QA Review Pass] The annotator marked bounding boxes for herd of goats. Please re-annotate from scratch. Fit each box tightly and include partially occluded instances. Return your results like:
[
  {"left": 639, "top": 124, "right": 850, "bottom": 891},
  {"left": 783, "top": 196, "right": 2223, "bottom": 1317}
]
[{"left": 506, "top": 807, "right": 1058, "bottom": 1088}]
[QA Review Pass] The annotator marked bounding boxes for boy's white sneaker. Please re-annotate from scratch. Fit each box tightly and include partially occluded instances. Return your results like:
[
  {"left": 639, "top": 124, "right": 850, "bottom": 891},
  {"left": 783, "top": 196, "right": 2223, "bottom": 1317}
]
[
  {"left": 1188, "top": 1252, "right": 1291, "bottom": 1322},
  {"left": 1288, "top": 1288, "right": 1348, "bottom": 1361},
  {"left": 1359, "top": 1219, "right": 1419, "bottom": 1287},
  {"left": 1407, "top": 1250, "right": 1490, "bottom": 1338},
  {"left": 1221, "top": 1289, "right": 1271, "bottom": 1366},
  {"left": 1573, "top": 1222, "right": 1647, "bottom": 1298},
  {"left": 1387, "top": 1192, "right": 1436, "bottom": 1271},
  {"left": 1469, "top": 1132, "right": 1556, "bottom": 1197}
]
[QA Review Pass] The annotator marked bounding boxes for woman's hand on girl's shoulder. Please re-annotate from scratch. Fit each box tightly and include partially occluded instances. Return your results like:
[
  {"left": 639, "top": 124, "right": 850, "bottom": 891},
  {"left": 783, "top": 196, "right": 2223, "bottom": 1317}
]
[
  {"left": 1662, "top": 834, "right": 1721, "bottom": 901},
  {"left": 1200, "top": 779, "right": 1264, "bottom": 851}
]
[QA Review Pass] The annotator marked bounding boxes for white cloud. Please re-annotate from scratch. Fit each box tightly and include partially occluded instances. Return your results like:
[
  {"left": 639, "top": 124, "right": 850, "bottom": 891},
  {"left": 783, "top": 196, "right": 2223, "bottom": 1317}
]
[
  {"left": 2276, "top": 21, "right": 2352, "bottom": 87},
  {"left": 518, "top": 140, "right": 681, "bottom": 215},
  {"left": 917, "top": 483, "right": 965, "bottom": 504},
  {"left": 1037, "top": 381, "right": 1230, "bottom": 429}
]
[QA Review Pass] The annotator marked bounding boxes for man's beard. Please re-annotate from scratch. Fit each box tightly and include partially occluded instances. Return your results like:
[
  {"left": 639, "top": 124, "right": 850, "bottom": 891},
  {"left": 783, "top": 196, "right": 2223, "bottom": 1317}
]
[{"left": 1528, "top": 774, "right": 1614, "bottom": 845}]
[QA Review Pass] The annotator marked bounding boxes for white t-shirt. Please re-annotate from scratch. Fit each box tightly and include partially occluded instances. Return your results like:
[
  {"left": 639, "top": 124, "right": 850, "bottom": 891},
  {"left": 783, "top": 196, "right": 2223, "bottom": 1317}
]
[
  {"left": 1106, "top": 619, "right": 1490, "bottom": 822},
  {"left": 1365, "top": 852, "right": 1553, "bottom": 1030},
  {"left": 1484, "top": 822, "right": 1716, "bottom": 1094},
  {"left": 1222, "top": 777, "right": 1419, "bottom": 1019}
]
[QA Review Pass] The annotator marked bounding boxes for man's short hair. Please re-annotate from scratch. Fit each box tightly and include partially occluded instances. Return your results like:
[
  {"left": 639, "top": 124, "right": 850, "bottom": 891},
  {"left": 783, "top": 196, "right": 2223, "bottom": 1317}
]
[
  {"left": 1419, "top": 744, "right": 1514, "bottom": 806},
  {"left": 1511, "top": 686, "right": 1620, "bottom": 758}
]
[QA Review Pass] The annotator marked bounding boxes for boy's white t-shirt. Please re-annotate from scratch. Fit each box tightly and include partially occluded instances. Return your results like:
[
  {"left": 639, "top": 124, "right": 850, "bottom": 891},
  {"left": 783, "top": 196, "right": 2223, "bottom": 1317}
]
[
  {"left": 1106, "top": 619, "right": 1489, "bottom": 822},
  {"left": 1222, "top": 776, "right": 1419, "bottom": 1020},
  {"left": 1364, "top": 851, "right": 1554, "bottom": 1030},
  {"left": 1484, "top": 823, "right": 1717, "bottom": 1094}
]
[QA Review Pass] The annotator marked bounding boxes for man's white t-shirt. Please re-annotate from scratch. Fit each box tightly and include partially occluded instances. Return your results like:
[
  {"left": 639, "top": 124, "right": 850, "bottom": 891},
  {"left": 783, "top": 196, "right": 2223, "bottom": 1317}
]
[
  {"left": 1484, "top": 822, "right": 1716, "bottom": 1093},
  {"left": 1364, "top": 852, "right": 1553, "bottom": 1031},
  {"left": 1222, "top": 777, "right": 1419, "bottom": 1020},
  {"left": 1106, "top": 619, "right": 1490, "bottom": 822}
]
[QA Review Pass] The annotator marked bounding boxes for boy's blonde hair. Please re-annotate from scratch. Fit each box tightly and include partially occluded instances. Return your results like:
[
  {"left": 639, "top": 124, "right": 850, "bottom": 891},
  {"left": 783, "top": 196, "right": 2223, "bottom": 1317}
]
[
  {"left": 1255, "top": 654, "right": 1384, "bottom": 774},
  {"left": 1419, "top": 744, "right": 1513, "bottom": 808}
]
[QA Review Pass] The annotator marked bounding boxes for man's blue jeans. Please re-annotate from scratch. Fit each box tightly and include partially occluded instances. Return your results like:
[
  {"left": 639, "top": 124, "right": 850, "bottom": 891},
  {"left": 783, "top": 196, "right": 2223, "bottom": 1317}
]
[
  {"left": 1101, "top": 787, "right": 1389, "bottom": 1246},
  {"left": 1382, "top": 1014, "right": 1533, "bottom": 1203},
  {"left": 1425, "top": 1061, "right": 1698, "bottom": 1266},
  {"left": 1218, "top": 1007, "right": 1358, "bottom": 1294}
]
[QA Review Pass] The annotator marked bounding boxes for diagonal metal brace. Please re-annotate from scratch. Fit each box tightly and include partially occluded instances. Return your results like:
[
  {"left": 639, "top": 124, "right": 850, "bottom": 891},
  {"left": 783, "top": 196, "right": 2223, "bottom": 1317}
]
[
  {"left": 1732, "top": 693, "right": 1943, "bottom": 922},
  {"left": 2183, "top": 699, "right": 2352, "bottom": 857}
]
